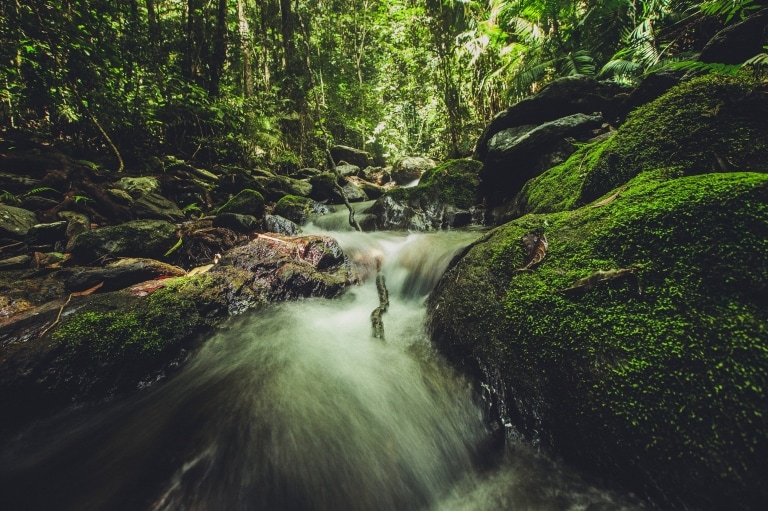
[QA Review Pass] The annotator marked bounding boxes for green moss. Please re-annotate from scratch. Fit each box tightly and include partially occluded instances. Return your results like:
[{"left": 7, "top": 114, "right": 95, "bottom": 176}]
[
  {"left": 396, "top": 159, "right": 483, "bottom": 210},
  {"left": 580, "top": 73, "right": 768, "bottom": 203},
  {"left": 217, "top": 189, "right": 265, "bottom": 217},
  {"left": 52, "top": 275, "right": 215, "bottom": 364},
  {"left": 518, "top": 138, "right": 611, "bottom": 214},
  {"left": 430, "top": 170, "right": 768, "bottom": 509}
]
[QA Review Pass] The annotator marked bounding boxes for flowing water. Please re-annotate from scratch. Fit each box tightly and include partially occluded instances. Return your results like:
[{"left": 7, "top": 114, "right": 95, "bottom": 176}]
[{"left": 0, "top": 209, "right": 649, "bottom": 511}]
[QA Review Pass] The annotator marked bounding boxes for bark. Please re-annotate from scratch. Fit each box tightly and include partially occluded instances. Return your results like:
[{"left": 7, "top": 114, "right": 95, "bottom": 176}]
[
  {"left": 209, "top": 0, "right": 227, "bottom": 97},
  {"left": 237, "top": 0, "right": 253, "bottom": 97}
]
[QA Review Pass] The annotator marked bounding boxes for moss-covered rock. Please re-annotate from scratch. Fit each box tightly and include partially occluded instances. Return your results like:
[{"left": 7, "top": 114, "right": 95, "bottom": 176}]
[
  {"left": 366, "top": 159, "right": 484, "bottom": 230},
  {"left": 428, "top": 170, "right": 768, "bottom": 510},
  {"left": 216, "top": 188, "right": 265, "bottom": 218},
  {"left": 274, "top": 195, "right": 332, "bottom": 225},
  {"left": 580, "top": 73, "right": 768, "bottom": 204},
  {"left": 69, "top": 219, "right": 179, "bottom": 262}
]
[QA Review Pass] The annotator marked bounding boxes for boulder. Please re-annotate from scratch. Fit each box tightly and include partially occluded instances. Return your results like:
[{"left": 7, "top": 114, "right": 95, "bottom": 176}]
[
  {"left": 263, "top": 215, "right": 300, "bottom": 236},
  {"left": 61, "top": 258, "right": 187, "bottom": 293},
  {"left": 330, "top": 145, "right": 372, "bottom": 169},
  {"left": 69, "top": 219, "right": 179, "bottom": 262},
  {"left": 0, "top": 234, "right": 358, "bottom": 431},
  {"left": 273, "top": 195, "right": 332, "bottom": 225},
  {"left": 25, "top": 221, "right": 67, "bottom": 252},
  {"left": 580, "top": 73, "right": 768, "bottom": 204},
  {"left": 212, "top": 212, "right": 259, "bottom": 233},
  {"left": 481, "top": 113, "right": 605, "bottom": 211},
  {"left": 698, "top": 7, "right": 768, "bottom": 65},
  {"left": 366, "top": 160, "right": 483, "bottom": 231},
  {"left": 0, "top": 205, "right": 38, "bottom": 241},
  {"left": 217, "top": 189, "right": 265, "bottom": 218},
  {"left": 131, "top": 192, "right": 185, "bottom": 222},
  {"left": 115, "top": 176, "right": 162, "bottom": 198},
  {"left": 307, "top": 173, "right": 366, "bottom": 203},
  {"left": 252, "top": 175, "right": 313, "bottom": 202},
  {"left": 336, "top": 163, "right": 361, "bottom": 177},
  {"left": 474, "top": 75, "right": 630, "bottom": 161},
  {"left": 391, "top": 157, "right": 435, "bottom": 184}
]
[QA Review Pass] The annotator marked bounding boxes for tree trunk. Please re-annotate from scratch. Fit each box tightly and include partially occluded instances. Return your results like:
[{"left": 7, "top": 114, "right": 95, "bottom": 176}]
[
  {"left": 237, "top": 0, "right": 253, "bottom": 97},
  {"left": 209, "top": 0, "right": 227, "bottom": 97},
  {"left": 146, "top": 0, "right": 158, "bottom": 46},
  {"left": 185, "top": 0, "right": 205, "bottom": 85}
]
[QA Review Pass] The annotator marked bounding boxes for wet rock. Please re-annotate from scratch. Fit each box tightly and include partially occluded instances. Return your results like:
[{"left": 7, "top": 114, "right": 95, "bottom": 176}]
[
  {"left": 116, "top": 176, "right": 162, "bottom": 198},
  {"left": 336, "top": 163, "right": 360, "bottom": 177},
  {"left": 429, "top": 166, "right": 768, "bottom": 510},
  {"left": 308, "top": 172, "right": 341, "bottom": 202},
  {"left": 391, "top": 157, "right": 435, "bottom": 184},
  {"left": 20, "top": 195, "right": 59, "bottom": 212},
  {"left": 291, "top": 167, "right": 322, "bottom": 179},
  {"left": 0, "top": 205, "right": 38, "bottom": 241},
  {"left": 341, "top": 179, "right": 368, "bottom": 203},
  {"left": 273, "top": 195, "right": 332, "bottom": 225},
  {"left": 263, "top": 215, "right": 300, "bottom": 236},
  {"left": 217, "top": 189, "right": 265, "bottom": 218},
  {"left": 366, "top": 160, "right": 483, "bottom": 231},
  {"left": 61, "top": 257, "right": 187, "bottom": 293},
  {"left": 69, "top": 219, "right": 179, "bottom": 262},
  {"left": 25, "top": 221, "right": 67, "bottom": 252},
  {"left": 131, "top": 192, "right": 185, "bottom": 222},
  {"left": 347, "top": 176, "right": 385, "bottom": 200},
  {"left": 361, "top": 166, "right": 391, "bottom": 185},
  {"left": 252, "top": 175, "right": 312, "bottom": 202},
  {"left": 0, "top": 172, "right": 40, "bottom": 196},
  {"left": 59, "top": 211, "right": 91, "bottom": 252},
  {"left": 212, "top": 212, "right": 259, "bottom": 232},
  {"left": 330, "top": 145, "right": 372, "bottom": 169}
]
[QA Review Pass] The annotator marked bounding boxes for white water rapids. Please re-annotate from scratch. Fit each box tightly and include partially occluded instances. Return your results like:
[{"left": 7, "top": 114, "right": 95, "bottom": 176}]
[{"left": 0, "top": 210, "right": 649, "bottom": 511}]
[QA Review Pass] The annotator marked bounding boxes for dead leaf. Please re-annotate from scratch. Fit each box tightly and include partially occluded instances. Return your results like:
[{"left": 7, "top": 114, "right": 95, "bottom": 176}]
[{"left": 516, "top": 232, "right": 548, "bottom": 272}]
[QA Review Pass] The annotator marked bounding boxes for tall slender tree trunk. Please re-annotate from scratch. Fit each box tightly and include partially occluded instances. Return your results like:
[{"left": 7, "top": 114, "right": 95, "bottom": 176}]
[
  {"left": 146, "top": 0, "right": 158, "bottom": 47},
  {"left": 209, "top": 0, "right": 227, "bottom": 97},
  {"left": 237, "top": 0, "right": 253, "bottom": 97},
  {"left": 185, "top": 0, "right": 205, "bottom": 85}
]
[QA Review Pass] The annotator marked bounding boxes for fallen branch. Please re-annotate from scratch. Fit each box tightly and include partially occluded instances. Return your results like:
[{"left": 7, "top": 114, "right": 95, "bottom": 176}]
[
  {"left": 370, "top": 268, "right": 389, "bottom": 340},
  {"left": 38, "top": 282, "right": 105, "bottom": 338}
]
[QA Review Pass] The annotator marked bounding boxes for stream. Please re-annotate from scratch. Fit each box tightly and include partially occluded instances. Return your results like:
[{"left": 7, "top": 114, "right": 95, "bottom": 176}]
[{"left": 0, "top": 206, "right": 650, "bottom": 511}]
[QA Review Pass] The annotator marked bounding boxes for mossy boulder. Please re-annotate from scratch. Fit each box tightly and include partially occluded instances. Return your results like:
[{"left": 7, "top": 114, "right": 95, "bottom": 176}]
[
  {"left": 428, "top": 170, "right": 768, "bottom": 510},
  {"left": 69, "top": 219, "right": 179, "bottom": 262},
  {"left": 273, "top": 195, "right": 331, "bottom": 225},
  {"left": 580, "top": 73, "right": 768, "bottom": 204},
  {"left": 365, "top": 159, "right": 484, "bottom": 230},
  {"left": 216, "top": 189, "right": 265, "bottom": 218}
]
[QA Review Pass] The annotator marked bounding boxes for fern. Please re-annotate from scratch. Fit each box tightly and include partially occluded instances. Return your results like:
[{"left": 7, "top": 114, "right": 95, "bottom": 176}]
[
  {"left": 699, "top": 0, "right": 759, "bottom": 23},
  {"left": 23, "top": 187, "right": 59, "bottom": 197}
]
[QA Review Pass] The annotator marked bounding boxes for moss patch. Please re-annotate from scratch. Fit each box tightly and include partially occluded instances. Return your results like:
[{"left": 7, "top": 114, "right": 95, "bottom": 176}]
[
  {"left": 429, "top": 170, "right": 768, "bottom": 510},
  {"left": 394, "top": 159, "right": 483, "bottom": 210},
  {"left": 217, "top": 189, "right": 265, "bottom": 218},
  {"left": 580, "top": 73, "right": 768, "bottom": 203}
]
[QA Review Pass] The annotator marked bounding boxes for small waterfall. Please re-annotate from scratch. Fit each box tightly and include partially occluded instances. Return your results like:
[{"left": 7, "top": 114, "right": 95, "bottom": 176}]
[{"left": 0, "top": 226, "right": 648, "bottom": 511}]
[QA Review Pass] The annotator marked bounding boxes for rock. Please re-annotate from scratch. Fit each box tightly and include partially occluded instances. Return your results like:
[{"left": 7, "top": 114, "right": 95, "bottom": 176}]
[
  {"left": 361, "top": 166, "right": 390, "bottom": 185},
  {"left": 698, "top": 7, "right": 768, "bottom": 65},
  {"left": 366, "top": 160, "right": 483, "bottom": 230},
  {"left": 308, "top": 172, "right": 341, "bottom": 202},
  {"left": 115, "top": 176, "right": 162, "bottom": 198},
  {"left": 481, "top": 112, "right": 605, "bottom": 211},
  {"left": 474, "top": 75, "right": 630, "bottom": 162},
  {"left": 252, "top": 175, "right": 313, "bottom": 202},
  {"left": 580, "top": 73, "right": 768, "bottom": 204},
  {"left": 107, "top": 188, "right": 134, "bottom": 205},
  {"left": 69, "top": 219, "right": 179, "bottom": 262},
  {"left": 25, "top": 221, "right": 67, "bottom": 251},
  {"left": 20, "top": 195, "right": 59, "bottom": 211},
  {"left": 61, "top": 258, "right": 187, "bottom": 293},
  {"left": 347, "top": 176, "right": 385, "bottom": 199},
  {"left": 59, "top": 211, "right": 91, "bottom": 252},
  {"left": 0, "top": 205, "right": 38, "bottom": 241},
  {"left": 0, "top": 172, "right": 40, "bottom": 195},
  {"left": 612, "top": 69, "right": 685, "bottom": 123},
  {"left": 212, "top": 212, "right": 259, "bottom": 232},
  {"left": 273, "top": 195, "right": 332, "bottom": 225},
  {"left": 341, "top": 179, "right": 368, "bottom": 203},
  {"left": 131, "top": 192, "right": 185, "bottom": 222},
  {"left": 263, "top": 214, "right": 300, "bottom": 236},
  {"left": 217, "top": 189, "right": 265, "bottom": 218},
  {"left": 428, "top": 170, "right": 768, "bottom": 509},
  {"left": 290, "top": 167, "right": 322, "bottom": 179},
  {"left": 0, "top": 255, "right": 31, "bottom": 270},
  {"left": 330, "top": 145, "right": 372, "bottom": 169},
  {"left": 336, "top": 163, "right": 361, "bottom": 177},
  {"left": 391, "top": 157, "right": 435, "bottom": 184},
  {"left": 0, "top": 233, "right": 358, "bottom": 431}
]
